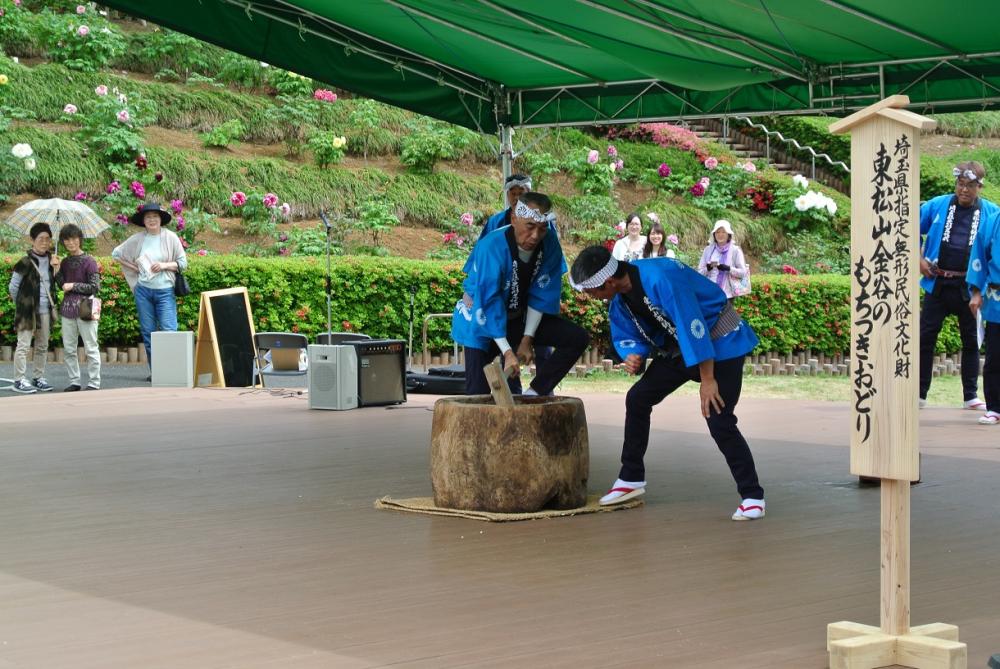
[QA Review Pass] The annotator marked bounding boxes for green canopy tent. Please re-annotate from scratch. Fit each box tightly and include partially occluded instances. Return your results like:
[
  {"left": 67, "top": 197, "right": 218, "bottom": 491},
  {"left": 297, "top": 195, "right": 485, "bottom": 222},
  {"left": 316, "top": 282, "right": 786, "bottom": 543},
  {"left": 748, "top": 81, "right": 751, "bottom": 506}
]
[{"left": 102, "top": 0, "right": 1000, "bottom": 174}]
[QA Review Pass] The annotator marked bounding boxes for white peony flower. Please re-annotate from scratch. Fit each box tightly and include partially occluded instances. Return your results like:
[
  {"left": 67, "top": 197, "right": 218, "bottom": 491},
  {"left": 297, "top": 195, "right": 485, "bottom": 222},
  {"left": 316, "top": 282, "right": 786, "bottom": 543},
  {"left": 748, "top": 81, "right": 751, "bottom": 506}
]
[
  {"left": 24, "top": 157, "right": 36, "bottom": 171},
  {"left": 824, "top": 197, "right": 837, "bottom": 215},
  {"left": 794, "top": 195, "right": 809, "bottom": 212},
  {"left": 792, "top": 174, "right": 809, "bottom": 189},
  {"left": 11, "top": 143, "right": 33, "bottom": 159}
]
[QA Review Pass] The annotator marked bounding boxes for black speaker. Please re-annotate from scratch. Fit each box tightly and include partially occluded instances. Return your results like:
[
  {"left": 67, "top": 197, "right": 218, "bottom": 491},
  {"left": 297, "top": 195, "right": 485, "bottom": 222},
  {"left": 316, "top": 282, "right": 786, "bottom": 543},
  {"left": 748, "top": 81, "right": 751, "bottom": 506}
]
[{"left": 349, "top": 339, "right": 407, "bottom": 407}]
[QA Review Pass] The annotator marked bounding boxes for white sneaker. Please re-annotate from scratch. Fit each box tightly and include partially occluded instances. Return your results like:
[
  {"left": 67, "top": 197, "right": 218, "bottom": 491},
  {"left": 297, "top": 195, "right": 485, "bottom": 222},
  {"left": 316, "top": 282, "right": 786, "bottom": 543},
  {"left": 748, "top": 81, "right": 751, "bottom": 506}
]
[
  {"left": 964, "top": 398, "right": 987, "bottom": 411},
  {"left": 598, "top": 479, "right": 646, "bottom": 506},
  {"left": 732, "top": 498, "right": 766, "bottom": 521},
  {"left": 918, "top": 398, "right": 927, "bottom": 409}
]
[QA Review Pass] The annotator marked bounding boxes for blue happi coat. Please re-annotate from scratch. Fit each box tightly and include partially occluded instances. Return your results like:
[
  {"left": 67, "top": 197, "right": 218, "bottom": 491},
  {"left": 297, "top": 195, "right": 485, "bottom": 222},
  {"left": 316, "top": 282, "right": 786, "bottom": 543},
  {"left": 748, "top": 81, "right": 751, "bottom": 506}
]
[
  {"left": 461, "top": 209, "right": 563, "bottom": 287},
  {"left": 920, "top": 194, "right": 1000, "bottom": 294},
  {"left": 452, "top": 226, "right": 565, "bottom": 351},
  {"left": 608, "top": 258, "right": 758, "bottom": 366},
  {"left": 967, "top": 208, "right": 1000, "bottom": 323}
]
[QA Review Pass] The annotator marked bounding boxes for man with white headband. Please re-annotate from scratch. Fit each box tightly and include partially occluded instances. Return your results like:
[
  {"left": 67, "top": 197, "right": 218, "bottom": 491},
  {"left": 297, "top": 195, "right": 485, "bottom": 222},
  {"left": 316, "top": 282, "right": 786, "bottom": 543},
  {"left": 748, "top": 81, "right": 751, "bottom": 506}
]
[
  {"left": 569, "top": 245, "right": 765, "bottom": 520},
  {"left": 452, "top": 192, "right": 588, "bottom": 396},
  {"left": 918, "top": 160, "right": 998, "bottom": 410},
  {"left": 966, "top": 189, "right": 1000, "bottom": 424}
]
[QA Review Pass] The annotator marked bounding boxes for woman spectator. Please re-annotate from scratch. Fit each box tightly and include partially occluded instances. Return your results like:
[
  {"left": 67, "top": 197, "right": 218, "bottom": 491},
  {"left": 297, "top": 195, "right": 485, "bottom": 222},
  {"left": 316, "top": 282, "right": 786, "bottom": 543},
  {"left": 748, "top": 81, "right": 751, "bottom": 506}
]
[
  {"left": 111, "top": 203, "right": 187, "bottom": 376},
  {"left": 611, "top": 212, "right": 646, "bottom": 261},
  {"left": 642, "top": 221, "right": 673, "bottom": 258},
  {"left": 698, "top": 220, "right": 748, "bottom": 300},
  {"left": 55, "top": 224, "right": 101, "bottom": 391}
]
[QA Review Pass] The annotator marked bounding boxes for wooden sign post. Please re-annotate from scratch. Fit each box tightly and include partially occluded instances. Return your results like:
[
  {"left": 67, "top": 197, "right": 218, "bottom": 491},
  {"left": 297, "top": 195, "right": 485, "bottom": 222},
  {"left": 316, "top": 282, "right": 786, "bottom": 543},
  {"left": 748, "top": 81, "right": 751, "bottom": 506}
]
[{"left": 826, "top": 97, "right": 967, "bottom": 668}]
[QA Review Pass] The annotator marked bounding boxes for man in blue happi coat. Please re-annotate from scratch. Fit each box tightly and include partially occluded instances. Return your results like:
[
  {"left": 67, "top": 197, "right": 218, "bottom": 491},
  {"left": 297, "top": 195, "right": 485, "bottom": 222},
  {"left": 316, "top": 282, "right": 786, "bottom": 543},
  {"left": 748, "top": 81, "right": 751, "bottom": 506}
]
[
  {"left": 967, "top": 198, "right": 1000, "bottom": 424},
  {"left": 452, "top": 192, "right": 588, "bottom": 396},
  {"left": 570, "top": 245, "right": 765, "bottom": 521},
  {"left": 919, "top": 161, "right": 999, "bottom": 410}
]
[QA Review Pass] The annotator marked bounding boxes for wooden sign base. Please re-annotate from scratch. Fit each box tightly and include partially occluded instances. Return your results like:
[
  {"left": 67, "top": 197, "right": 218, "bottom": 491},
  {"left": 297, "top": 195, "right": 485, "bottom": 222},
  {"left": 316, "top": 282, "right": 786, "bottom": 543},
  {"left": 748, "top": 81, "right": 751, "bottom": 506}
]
[{"left": 826, "top": 481, "right": 966, "bottom": 668}]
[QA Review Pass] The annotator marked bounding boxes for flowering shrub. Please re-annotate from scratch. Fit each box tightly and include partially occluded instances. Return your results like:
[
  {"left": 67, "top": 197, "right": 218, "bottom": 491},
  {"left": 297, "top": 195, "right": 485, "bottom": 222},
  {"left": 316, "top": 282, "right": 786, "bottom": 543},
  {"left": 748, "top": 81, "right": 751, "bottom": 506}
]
[
  {"left": 570, "top": 145, "right": 622, "bottom": 195},
  {"left": 351, "top": 197, "right": 400, "bottom": 255},
  {"left": 78, "top": 85, "right": 154, "bottom": 164},
  {"left": 313, "top": 89, "right": 337, "bottom": 103},
  {"left": 0, "top": 140, "right": 35, "bottom": 198},
  {"left": 173, "top": 204, "right": 220, "bottom": 251},
  {"left": 770, "top": 176, "right": 839, "bottom": 231},
  {"left": 266, "top": 68, "right": 314, "bottom": 97},
  {"left": 607, "top": 123, "right": 710, "bottom": 161},
  {"left": 427, "top": 211, "right": 476, "bottom": 260},
  {"left": 307, "top": 131, "right": 347, "bottom": 168},
  {"left": 265, "top": 95, "right": 322, "bottom": 157},
  {"left": 37, "top": 10, "right": 126, "bottom": 72},
  {"left": 229, "top": 190, "right": 289, "bottom": 236}
]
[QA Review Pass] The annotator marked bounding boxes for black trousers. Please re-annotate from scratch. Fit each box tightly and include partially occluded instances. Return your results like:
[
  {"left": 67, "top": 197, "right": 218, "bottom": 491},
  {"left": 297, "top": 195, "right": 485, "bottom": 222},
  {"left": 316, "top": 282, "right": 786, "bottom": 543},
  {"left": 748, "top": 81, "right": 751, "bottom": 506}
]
[
  {"left": 918, "top": 281, "right": 979, "bottom": 401},
  {"left": 984, "top": 322, "right": 1000, "bottom": 413},
  {"left": 620, "top": 354, "right": 764, "bottom": 500},
  {"left": 464, "top": 314, "right": 589, "bottom": 396}
]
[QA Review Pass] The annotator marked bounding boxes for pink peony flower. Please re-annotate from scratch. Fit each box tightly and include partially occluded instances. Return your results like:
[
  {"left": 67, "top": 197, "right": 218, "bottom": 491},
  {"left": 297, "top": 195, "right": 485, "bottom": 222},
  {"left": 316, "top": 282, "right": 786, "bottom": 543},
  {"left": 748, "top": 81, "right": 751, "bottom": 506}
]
[
  {"left": 460, "top": 212, "right": 474, "bottom": 227},
  {"left": 616, "top": 221, "right": 626, "bottom": 232},
  {"left": 130, "top": 181, "right": 145, "bottom": 198},
  {"left": 106, "top": 180, "right": 120, "bottom": 194},
  {"left": 704, "top": 156, "right": 718, "bottom": 170},
  {"left": 63, "top": 103, "right": 78, "bottom": 114},
  {"left": 76, "top": 4, "right": 86, "bottom": 13},
  {"left": 116, "top": 109, "right": 130, "bottom": 123},
  {"left": 313, "top": 89, "right": 337, "bottom": 102},
  {"left": 13, "top": 0, "right": 21, "bottom": 6},
  {"left": 646, "top": 212, "right": 659, "bottom": 223},
  {"left": 77, "top": 25, "right": 89, "bottom": 37},
  {"left": 614, "top": 159, "right": 624, "bottom": 171},
  {"left": 743, "top": 161, "right": 757, "bottom": 173},
  {"left": 115, "top": 214, "right": 128, "bottom": 225},
  {"left": 667, "top": 234, "right": 679, "bottom": 245},
  {"left": 278, "top": 246, "right": 290, "bottom": 256},
  {"left": 456, "top": 238, "right": 465, "bottom": 247},
  {"left": 587, "top": 149, "right": 599, "bottom": 165},
  {"left": 279, "top": 202, "right": 291, "bottom": 217},
  {"left": 197, "top": 249, "right": 208, "bottom": 256},
  {"left": 94, "top": 84, "right": 108, "bottom": 96},
  {"left": 175, "top": 216, "right": 185, "bottom": 231},
  {"left": 699, "top": 176, "right": 710, "bottom": 188},
  {"left": 782, "top": 264, "right": 799, "bottom": 275},
  {"left": 607, "top": 145, "right": 618, "bottom": 158},
  {"left": 442, "top": 231, "right": 457, "bottom": 243},
  {"left": 262, "top": 193, "right": 278, "bottom": 208},
  {"left": 230, "top": 191, "right": 247, "bottom": 207},
  {"left": 658, "top": 163, "right": 672, "bottom": 178},
  {"left": 690, "top": 182, "right": 706, "bottom": 197},
  {"left": 278, "top": 232, "right": 289, "bottom": 242},
  {"left": 170, "top": 199, "right": 183, "bottom": 214},
  {"left": 74, "top": 191, "right": 88, "bottom": 201},
  {"left": 135, "top": 154, "right": 147, "bottom": 170}
]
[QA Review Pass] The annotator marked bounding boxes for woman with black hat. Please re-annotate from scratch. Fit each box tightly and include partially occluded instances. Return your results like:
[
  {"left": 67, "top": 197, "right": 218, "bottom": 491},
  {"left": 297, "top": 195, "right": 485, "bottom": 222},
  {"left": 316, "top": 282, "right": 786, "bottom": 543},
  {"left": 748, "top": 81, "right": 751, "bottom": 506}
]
[{"left": 111, "top": 202, "right": 188, "bottom": 375}]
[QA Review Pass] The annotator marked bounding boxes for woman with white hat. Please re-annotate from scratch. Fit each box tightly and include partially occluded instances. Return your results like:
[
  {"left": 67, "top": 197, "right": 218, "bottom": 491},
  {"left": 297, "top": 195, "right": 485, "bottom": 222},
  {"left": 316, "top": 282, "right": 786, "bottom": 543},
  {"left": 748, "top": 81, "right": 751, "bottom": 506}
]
[{"left": 697, "top": 219, "right": 749, "bottom": 300}]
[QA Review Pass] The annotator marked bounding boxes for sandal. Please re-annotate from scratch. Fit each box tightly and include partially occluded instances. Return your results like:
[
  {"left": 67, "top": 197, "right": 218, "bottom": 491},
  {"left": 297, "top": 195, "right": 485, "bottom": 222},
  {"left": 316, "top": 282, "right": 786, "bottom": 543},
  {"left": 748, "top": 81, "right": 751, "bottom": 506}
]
[
  {"left": 964, "top": 398, "right": 987, "bottom": 411},
  {"left": 732, "top": 498, "right": 766, "bottom": 521},
  {"left": 599, "top": 479, "right": 646, "bottom": 506},
  {"left": 978, "top": 411, "right": 1000, "bottom": 425}
]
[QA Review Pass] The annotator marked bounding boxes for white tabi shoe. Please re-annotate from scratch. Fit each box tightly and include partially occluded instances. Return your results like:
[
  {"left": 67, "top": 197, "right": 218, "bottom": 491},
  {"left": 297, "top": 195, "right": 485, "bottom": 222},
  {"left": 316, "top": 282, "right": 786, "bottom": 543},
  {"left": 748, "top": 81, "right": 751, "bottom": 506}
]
[
  {"left": 732, "top": 498, "right": 766, "bottom": 521},
  {"left": 598, "top": 479, "right": 646, "bottom": 506}
]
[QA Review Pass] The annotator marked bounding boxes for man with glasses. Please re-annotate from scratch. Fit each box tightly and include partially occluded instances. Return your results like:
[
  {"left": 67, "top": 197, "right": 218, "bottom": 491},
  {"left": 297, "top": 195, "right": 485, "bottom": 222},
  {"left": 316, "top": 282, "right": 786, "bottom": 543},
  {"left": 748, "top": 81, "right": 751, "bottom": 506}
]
[{"left": 918, "top": 161, "right": 999, "bottom": 409}]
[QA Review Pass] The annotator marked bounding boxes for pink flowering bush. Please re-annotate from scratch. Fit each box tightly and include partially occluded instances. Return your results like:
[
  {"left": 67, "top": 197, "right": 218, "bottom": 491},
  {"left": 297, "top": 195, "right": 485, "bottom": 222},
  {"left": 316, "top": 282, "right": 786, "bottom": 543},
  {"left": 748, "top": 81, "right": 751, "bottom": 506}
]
[
  {"left": 74, "top": 191, "right": 88, "bottom": 201},
  {"left": 313, "top": 89, "right": 337, "bottom": 103},
  {"left": 607, "top": 123, "right": 710, "bottom": 162},
  {"left": 572, "top": 146, "right": 622, "bottom": 195},
  {"left": 230, "top": 190, "right": 289, "bottom": 236},
  {"left": 704, "top": 156, "right": 719, "bottom": 170},
  {"left": 262, "top": 192, "right": 279, "bottom": 208},
  {"left": 38, "top": 11, "right": 125, "bottom": 72},
  {"left": 427, "top": 211, "right": 479, "bottom": 260},
  {"left": 230, "top": 191, "right": 247, "bottom": 207},
  {"left": 62, "top": 103, "right": 77, "bottom": 115},
  {"left": 78, "top": 85, "right": 152, "bottom": 164}
]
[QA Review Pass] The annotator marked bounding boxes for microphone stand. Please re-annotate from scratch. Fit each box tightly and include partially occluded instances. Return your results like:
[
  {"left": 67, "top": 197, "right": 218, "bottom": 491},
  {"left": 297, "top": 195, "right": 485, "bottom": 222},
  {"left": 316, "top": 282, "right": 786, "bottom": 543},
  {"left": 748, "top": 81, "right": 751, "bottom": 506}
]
[
  {"left": 407, "top": 285, "right": 417, "bottom": 369},
  {"left": 320, "top": 210, "right": 333, "bottom": 342}
]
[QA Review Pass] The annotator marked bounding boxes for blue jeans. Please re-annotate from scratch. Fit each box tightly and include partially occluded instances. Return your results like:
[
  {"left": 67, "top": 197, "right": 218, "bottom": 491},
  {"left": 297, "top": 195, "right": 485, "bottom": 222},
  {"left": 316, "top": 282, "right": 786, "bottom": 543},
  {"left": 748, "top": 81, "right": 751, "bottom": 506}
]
[{"left": 134, "top": 284, "right": 177, "bottom": 367}]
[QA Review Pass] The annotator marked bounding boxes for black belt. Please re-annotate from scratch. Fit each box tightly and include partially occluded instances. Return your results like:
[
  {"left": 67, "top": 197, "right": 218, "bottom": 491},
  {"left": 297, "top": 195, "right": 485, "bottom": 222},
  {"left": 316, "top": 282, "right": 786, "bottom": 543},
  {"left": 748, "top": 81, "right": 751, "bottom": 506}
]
[{"left": 934, "top": 269, "right": 966, "bottom": 278}]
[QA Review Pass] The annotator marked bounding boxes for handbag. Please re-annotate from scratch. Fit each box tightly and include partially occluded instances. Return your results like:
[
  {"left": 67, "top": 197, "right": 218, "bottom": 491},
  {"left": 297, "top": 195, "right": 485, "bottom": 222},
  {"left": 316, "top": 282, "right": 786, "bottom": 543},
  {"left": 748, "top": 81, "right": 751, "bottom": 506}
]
[
  {"left": 174, "top": 269, "right": 191, "bottom": 297},
  {"left": 728, "top": 266, "right": 752, "bottom": 297},
  {"left": 78, "top": 296, "right": 102, "bottom": 321}
]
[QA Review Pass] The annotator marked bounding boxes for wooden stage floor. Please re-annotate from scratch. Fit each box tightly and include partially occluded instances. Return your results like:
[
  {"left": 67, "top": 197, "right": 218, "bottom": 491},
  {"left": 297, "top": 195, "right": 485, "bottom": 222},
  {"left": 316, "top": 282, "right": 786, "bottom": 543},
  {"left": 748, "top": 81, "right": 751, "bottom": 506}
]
[{"left": 0, "top": 387, "right": 997, "bottom": 668}]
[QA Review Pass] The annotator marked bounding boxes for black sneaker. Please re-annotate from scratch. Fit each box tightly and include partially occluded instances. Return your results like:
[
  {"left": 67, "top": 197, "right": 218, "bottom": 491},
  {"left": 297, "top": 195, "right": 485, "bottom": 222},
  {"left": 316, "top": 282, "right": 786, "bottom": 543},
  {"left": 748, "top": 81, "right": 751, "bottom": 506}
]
[
  {"left": 64, "top": 384, "right": 81, "bottom": 392},
  {"left": 145, "top": 375, "right": 152, "bottom": 382},
  {"left": 33, "top": 378, "right": 54, "bottom": 392},
  {"left": 85, "top": 385, "right": 99, "bottom": 391},
  {"left": 12, "top": 379, "right": 37, "bottom": 394}
]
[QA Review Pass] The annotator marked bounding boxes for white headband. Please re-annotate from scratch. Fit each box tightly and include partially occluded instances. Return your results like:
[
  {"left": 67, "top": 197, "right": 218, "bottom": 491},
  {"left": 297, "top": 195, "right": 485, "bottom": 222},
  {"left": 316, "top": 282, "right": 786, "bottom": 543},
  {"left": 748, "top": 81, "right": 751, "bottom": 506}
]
[
  {"left": 570, "top": 255, "right": 618, "bottom": 291},
  {"left": 504, "top": 176, "right": 532, "bottom": 195},
  {"left": 514, "top": 199, "right": 556, "bottom": 224},
  {"left": 953, "top": 167, "right": 984, "bottom": 184}
]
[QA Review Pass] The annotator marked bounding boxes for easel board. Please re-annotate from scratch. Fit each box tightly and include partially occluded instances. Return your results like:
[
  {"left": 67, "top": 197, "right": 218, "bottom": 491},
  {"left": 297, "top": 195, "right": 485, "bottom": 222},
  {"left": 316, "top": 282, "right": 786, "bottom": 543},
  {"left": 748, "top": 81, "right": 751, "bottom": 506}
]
[{"left": 194, "top": 287, "right": 257, "bottom": 388}]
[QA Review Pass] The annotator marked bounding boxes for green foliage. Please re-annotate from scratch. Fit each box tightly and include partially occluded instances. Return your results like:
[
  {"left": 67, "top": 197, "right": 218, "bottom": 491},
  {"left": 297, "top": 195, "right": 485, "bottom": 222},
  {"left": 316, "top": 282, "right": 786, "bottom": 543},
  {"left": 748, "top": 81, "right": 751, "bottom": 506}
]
[
  {"left": 35, "top": 9, "right": 126, "bottom": 72},
  {"left": 307, "top": 130, "right": 346, "bottom": 168},
  {"left": 426, "top": 211, "right": 477, "bottom": 261},
  {"left": 400, "top": 118, "right": 470, "bottom": 173},
  {"left": 285, "top": 223, "right": 342, "bottom": 257},
  {"left": 200, "top": 119, "right": 245, "bottom": 149},
  {"left": 518, "top": 151, "right": 560, "bottom": 189},
  {"left": 569, "top": 145, "right": 619, "bottom": 195},
  {"left": 756, "top": 230, "right": 850, "bottom": 275},
  {"left": 265, "top": 94, "right": 320, "bottom": 157},
  {"left": 0, "top": 1, "right": 36, "bottom": 55},
  {"left": 689, "top": 163, "right": 755, "bottom": 215},
  {"left": 352, "top": 198, "right": 399, "bottom": 253},
  {"left": 266, "top": 68, "right": 314, "bottom": 97},
  {"left": 752, "top": 116, "right": 851, "bottom": 168},
  {"left": 557, "top": 194, "right": 623, "bottom": 245},
  {"left": 347, "top": 99, "right": 383, "bottom": 161},
  {"left": 930, "top": 111, "right": 1000, "bottom": 138},
  {"left": 230, "top": 191, "right": 287, "bottom": 237},
  {"left": 174, "top": 206, "right": 219, "bottom": 250},
  {"left": 216, "top": 52, "right": 268, "bottom": 91},
  {"left": 135, "top": 28, "right": 213, "bottom": 82}
]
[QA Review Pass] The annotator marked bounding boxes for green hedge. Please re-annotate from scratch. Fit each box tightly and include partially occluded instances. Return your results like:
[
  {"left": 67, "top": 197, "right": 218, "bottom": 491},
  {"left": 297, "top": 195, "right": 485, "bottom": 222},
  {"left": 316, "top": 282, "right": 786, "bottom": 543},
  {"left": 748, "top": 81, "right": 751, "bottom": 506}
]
[{"left": 0, "top": 255, "right": 963, "bottom": 355}]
